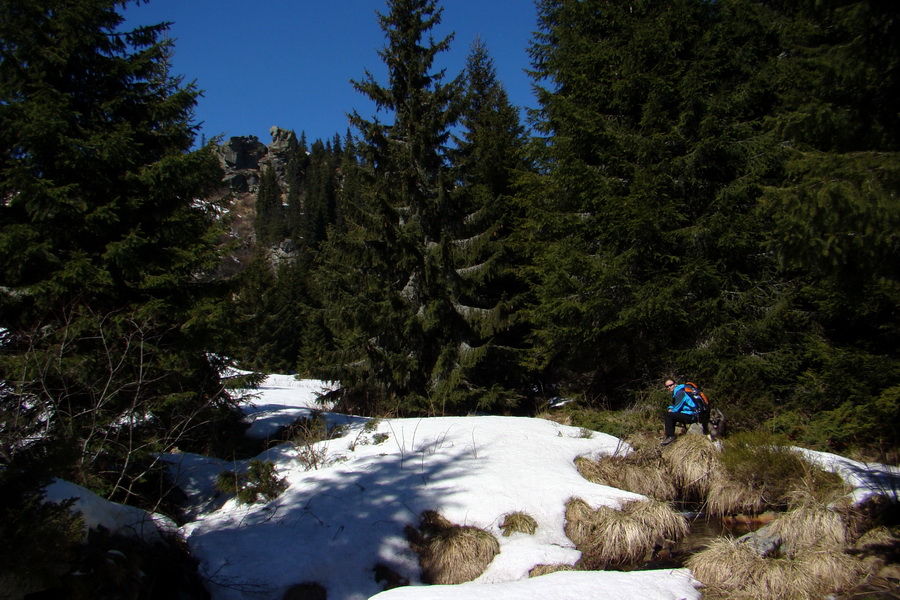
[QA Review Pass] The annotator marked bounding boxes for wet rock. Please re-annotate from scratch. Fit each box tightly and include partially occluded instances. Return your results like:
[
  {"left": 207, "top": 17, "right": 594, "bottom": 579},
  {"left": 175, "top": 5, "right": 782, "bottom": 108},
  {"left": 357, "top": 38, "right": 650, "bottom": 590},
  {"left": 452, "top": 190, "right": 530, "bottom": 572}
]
[{"left": 738, "top": 523, "right": 782, "bottom": 558}]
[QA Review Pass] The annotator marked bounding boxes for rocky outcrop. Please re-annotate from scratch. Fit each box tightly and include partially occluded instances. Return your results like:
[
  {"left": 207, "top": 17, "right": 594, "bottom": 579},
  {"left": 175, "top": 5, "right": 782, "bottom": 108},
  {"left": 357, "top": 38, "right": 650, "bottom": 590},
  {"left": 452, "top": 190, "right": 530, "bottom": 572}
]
[
  {"left": 212, "top": 127, "right": 302, "bottom": 270},
  {"left": 219, "top": 135, "right": 267, "bottom": 192},
  {"left": 260, "top": 126, "right": 298, "bottom": 182},
  {"left": 217, "top": 126, "right": 298, "bottom": 193}
]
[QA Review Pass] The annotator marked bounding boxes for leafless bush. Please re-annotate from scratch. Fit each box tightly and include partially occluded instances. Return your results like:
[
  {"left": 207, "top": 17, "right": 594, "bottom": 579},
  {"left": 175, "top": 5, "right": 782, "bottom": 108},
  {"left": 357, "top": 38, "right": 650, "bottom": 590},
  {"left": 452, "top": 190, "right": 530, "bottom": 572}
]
[{"left": 1, "top": 304, "right": 244, "bottom": 508}]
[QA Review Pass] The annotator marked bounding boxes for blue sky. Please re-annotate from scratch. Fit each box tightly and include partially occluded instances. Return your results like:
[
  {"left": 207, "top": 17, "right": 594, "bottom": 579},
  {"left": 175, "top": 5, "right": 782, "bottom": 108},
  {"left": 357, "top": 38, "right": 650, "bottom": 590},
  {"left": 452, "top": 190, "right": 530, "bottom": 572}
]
[{"left": 123, "top": 1, "right": 540, "bottom": 146}]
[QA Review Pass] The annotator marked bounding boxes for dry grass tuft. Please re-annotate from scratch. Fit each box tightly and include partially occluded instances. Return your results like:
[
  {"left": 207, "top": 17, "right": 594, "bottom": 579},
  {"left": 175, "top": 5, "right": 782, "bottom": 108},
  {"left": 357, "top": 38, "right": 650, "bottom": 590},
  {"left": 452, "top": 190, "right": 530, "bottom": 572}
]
[
  {"left": 853, "top": 525, "right": 898, "bottom": 553},
  {"left": 499, "top": 511, "right": 538, "bottom": 536},
  {"left": 686, "top": 538, "right": 765, "bottom": 591},
  {"left": 795, "top": 549, "right": 861, "bottom": 594},
  {"left": 528, "top": 563, "right": 574, "bottom": 578},
  {"left": 706, "top": 477, "right": 766, "bottom": 516},
  {"left": 418, "top": 509, "right": 454, "bottom": 534},
  {"left": 406, "top": 511, "right": 499, "bottom": 585},
  {"left": 839, "top": 493, "right": 898, "bottom": 543},
  {"left": 563, "top": 498, "right": 598, "bottom": 547},
  {"left": 686, "top": 538, "right": 817, "bottom": 600},
  {"left": 564, "top": 497, "right": 687, "bottom": 569},
  {"left": 535, "top": 411, "right": 572, "bottom": 426},
  {"left": 687, "top": 534, "right": 862, "bottom": 600},
  {"left": 850, "top": 526, "right": 900, "bottom": 577},
  {"left": 690, "top": 496, "right": 860, "bottom": 599},
  {"left": 769, "top": 500, "right": 848, "bottom": 554},
  {"left": 620, "top": 498, "right": 689, "bottom": 541},
  {"left": 661, "top": 435, "right": 724, "bottom": 499},
  {"left": 576, "top": 451, "right": 677, "bottom": 501},
  {"left": 717, "top": 432, "right": 837, "bottom": 511},
  {"left": 419, "top": 525, "right": 500, "bottom": 585}
]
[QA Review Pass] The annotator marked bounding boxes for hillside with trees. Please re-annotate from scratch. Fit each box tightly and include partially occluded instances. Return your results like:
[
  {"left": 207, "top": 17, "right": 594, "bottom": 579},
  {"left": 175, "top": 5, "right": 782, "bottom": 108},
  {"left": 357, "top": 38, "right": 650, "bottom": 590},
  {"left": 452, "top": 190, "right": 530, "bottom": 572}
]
[{"left": 226, "top": 0, "right": 897, "bottom": 455}]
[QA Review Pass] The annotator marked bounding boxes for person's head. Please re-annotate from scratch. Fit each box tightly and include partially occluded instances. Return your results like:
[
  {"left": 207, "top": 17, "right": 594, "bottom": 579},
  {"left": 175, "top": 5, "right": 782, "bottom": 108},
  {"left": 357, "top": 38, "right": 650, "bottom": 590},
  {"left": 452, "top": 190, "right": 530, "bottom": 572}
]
[{"left": 664, "top": 379, "right": 676, "bottom": 391}]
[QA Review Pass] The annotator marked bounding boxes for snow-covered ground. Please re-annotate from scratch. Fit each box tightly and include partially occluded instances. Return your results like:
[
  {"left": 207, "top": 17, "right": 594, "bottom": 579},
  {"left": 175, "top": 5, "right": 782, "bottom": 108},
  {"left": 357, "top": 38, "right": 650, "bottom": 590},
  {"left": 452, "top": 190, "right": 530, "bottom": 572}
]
[{"left": 45, "top": 374, "right": 900, "bottom": 600}]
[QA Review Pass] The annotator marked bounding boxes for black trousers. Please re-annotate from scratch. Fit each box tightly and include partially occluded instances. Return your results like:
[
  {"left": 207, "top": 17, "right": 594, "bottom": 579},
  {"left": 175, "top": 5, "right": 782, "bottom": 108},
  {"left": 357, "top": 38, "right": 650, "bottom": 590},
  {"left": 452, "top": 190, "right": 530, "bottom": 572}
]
[{"left": 664, "top": 411, "right": 709, "bottom": 437}]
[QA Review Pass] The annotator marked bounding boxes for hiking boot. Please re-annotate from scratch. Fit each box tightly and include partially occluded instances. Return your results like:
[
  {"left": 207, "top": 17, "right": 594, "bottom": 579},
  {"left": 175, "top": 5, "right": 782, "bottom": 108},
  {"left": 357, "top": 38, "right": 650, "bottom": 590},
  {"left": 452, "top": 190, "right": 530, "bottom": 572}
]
[{"left": 659, "top": 436, "right": 676, "bottom": 446}]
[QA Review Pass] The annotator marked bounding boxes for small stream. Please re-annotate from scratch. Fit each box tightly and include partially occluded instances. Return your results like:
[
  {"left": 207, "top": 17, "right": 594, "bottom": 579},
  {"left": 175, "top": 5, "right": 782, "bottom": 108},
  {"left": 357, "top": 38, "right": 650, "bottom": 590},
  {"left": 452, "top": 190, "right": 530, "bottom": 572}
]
[{"left": 642, "top": 511, "right": 776, "bottom": 569}]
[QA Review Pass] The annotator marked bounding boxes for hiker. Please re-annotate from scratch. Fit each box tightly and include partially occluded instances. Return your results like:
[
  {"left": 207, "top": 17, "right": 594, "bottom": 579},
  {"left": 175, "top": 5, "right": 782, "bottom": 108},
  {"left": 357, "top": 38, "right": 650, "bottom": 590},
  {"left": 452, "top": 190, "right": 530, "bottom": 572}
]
[{"left": 660, "top": 379, "right": 709, "bottom": 445}]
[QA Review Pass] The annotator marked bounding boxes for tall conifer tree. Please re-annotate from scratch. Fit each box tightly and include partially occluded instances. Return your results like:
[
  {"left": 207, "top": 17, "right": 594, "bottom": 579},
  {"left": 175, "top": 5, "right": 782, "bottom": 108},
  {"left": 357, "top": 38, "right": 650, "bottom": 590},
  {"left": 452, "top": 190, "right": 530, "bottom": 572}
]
[
  {"left": 448, "top": 38, "right": 532, "bottom": 404},
  {"left": 0, "top": 0, "right": 238, "bottom": 495},
  {"left": 524, "top": 0, "right": 898, "bottom": 452},
  {"left": 523, "top": 0, "right": 786, "bottom": 402},
  {"left": 255, "top": 164, "right": 283, "bottom": 246},
  {"left": 757, "top": 0, "right": 900, "bottom": 447},
  {"left": 313, "top": 0, "right": 483, "bottom": 414}
]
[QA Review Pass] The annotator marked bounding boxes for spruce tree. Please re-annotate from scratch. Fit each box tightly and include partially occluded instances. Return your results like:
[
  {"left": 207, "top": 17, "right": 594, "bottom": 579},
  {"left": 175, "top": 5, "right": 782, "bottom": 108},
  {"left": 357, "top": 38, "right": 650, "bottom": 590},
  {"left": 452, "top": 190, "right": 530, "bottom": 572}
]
[
  {"left": 299, "top": 139, "right": 340, "bottom": 249},
  {"left": 446, "top": 38, "right": 532, "bottom": 405},
  {"left": 523, "top": 0, "right": 786, "bottom": 402},
  {"left": 254, "top": 164, "right": 283, "bottom": 246},
  {"left": 524, "top": 0, "right": 898, "bottom": 452},
  {"left": 312, "top": 0, "right": 473, "bottom": 414},
  {"left": 0, "top": 0, "right": 239, "bottom": 498},
  {"left": 285, "top": 131, "right": 309, "bottom": 241},
  {"left": 757, "top": 0, "right": 900, "bottom": 449}
]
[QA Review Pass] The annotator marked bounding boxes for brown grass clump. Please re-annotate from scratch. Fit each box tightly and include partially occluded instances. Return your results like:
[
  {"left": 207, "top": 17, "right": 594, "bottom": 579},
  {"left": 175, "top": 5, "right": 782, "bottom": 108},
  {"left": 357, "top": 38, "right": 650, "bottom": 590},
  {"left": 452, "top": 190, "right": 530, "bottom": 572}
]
[
  {"left": 795, "top": 549, "right": 861, "bottom": 594},
  {"left": 535, "top": 411, "right": 572, "bottom": 426},
  {"left": 564, "top": 497, "right": 687, "bottom": 569},
  {"left": 706, "top": 478, "right": 766, "bottom": 516},
  {"left": 850, "top": 526, "right": 900, "bottom": 578},
  {"left": 420, "top": 526, "right": 500, "bottom": 585},
  {"left": 686, "top": 538, "right": 821, "bottom": 600},
  {"left": 621, "top": 497, "right": 689, "bottom": 541},
  {"left": 418, "top": 509, "right": 454, "bottom": 533},
  {"left": 528, "top": 563, "right": 574, "bottom": 578},
  {"left": 769, "top": 498, "right": 848, "bottom": 553},
  {"left": 686, "top": 538, "right": 767, "bottom": 591},
  {"left": 406, "top": 511, "right": 499, "bottom": 585},
  {"left": 839, "top": 493, "right": 898, "bottom": 543},
  {"left": 576, "top": 451, "right": 677, "bottom": 501},
  {"left": 718, "top": 432, "right": 820, "bottom": 510},
  {"left": 853, "top": 525, "right": 897, "bottom": 548},
  {"left": 499, "top": 511, "right": 538, "bottom": 536},
  {"left": 687, "top": 530, "right": 862, "bottom": 599},
  {"left": 660, "top": 434, "right": 724, "bottom": 500}
]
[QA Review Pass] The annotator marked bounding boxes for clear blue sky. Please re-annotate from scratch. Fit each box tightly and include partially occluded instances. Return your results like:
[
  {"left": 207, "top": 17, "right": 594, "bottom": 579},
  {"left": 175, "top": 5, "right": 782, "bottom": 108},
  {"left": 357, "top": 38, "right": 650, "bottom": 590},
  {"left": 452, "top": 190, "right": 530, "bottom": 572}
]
[{"left": 123, "top": 0, "right": 540, "bottom": 146}]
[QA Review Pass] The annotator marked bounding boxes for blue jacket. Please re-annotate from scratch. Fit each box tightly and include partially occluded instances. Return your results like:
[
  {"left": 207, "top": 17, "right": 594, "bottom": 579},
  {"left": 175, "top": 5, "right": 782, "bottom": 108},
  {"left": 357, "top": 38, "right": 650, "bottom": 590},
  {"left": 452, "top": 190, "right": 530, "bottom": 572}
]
[{"left": 668, "top": 384, "right": 698, "bottom": 415}]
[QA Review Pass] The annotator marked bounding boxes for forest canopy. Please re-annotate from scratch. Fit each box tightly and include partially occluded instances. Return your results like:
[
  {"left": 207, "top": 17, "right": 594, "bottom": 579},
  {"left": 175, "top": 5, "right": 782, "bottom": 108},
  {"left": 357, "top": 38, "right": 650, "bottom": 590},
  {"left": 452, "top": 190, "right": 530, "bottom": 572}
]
[{"left": 2, "top": 0, "right": 897, "bottom": 502}]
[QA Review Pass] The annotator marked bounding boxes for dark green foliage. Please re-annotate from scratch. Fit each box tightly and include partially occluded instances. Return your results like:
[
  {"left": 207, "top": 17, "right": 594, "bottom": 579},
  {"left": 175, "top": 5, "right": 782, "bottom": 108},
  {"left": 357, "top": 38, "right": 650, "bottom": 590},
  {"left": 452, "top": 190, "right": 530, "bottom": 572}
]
[
  {"left": 549, "top": 401, "right": 660, "bottom": 441},
  {"left": 51, "top": 527, "right": 208, "bottom": 600},
  {"left": 0, "top": 0, "right": 238, "bottom": 497},
  {"left": 720, "top": 431, "right": 848, "bottom": 508},
  {"left": 750, "top": 0, "right": 900, "bottom": 452},
  {"left": 444, "top": 38, "right": 534, "bottom": 406},
  {"left": 311, "top": 0, "right": 468, "bottom": 414},
  {"left": 215, "top": 459, "right": 288, "bottom": 504},
  {"left": 229, "top": 250, "right": 317, "bottom": 373},
  {"left": 297, "top": 138, "right": 341, "bottom": 248},
  {"left": 307, "top": 3, "right": 537, "bottom": 415},
  {"left": 275, "top": 411, "right": 346, "bottom": 447},
  {"left": 523, "top": 0, "right": 779, "bottom": 401},
  {"left": 226, "top": 131, "right": 349, "bottom": 374},
  {"left": 521, "top": 0, "right": 899, "bottom": 453},
  {"left": 254, "top": 165, "right": 283, "bottom": 246},
  {"left": 0, "top": 471, "right": 84, "bottom": 596},
  {"left": 0, "top": 468, "right": 209, "bottom": 599}
]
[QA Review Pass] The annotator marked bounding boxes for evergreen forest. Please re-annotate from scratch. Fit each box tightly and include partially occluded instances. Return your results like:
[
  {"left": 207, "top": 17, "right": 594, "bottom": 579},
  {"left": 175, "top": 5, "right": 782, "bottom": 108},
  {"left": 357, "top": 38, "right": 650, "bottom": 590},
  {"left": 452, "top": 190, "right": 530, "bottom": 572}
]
[
  {"left": 232, "top": 0, "right": 900, "bottom": 456},
  {"left": 1, "top": 0, "right": 898, "bottom": 573}
]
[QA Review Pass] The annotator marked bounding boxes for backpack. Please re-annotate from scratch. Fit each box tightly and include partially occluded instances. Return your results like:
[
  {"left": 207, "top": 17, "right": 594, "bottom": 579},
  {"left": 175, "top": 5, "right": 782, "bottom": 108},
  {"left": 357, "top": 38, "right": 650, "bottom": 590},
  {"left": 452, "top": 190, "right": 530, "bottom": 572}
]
[{"left": 682, "top": 382, "right": 710, "bottom": 415}]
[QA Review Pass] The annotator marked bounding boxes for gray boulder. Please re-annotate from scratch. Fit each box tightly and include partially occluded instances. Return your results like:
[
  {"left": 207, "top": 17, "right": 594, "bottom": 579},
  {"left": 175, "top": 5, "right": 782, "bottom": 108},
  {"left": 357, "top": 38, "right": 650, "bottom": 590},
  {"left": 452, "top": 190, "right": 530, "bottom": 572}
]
[{"left": 219, "top": 135, "right": 268, "bottom": 171}]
